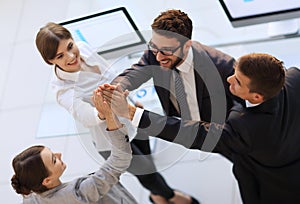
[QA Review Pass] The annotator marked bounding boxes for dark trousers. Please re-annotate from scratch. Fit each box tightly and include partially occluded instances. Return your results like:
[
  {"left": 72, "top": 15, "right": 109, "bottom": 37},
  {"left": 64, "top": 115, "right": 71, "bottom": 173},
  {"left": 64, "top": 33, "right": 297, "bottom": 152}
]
[{"left": 100, "top": 133, "right": 174, "bottom": 199}]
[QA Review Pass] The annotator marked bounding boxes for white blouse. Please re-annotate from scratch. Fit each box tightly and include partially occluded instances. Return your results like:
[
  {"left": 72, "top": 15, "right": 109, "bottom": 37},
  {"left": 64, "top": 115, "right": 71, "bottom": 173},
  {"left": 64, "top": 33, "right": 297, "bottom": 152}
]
[{"left": 51, "top": 41, "right": 134, "bottom": 151}]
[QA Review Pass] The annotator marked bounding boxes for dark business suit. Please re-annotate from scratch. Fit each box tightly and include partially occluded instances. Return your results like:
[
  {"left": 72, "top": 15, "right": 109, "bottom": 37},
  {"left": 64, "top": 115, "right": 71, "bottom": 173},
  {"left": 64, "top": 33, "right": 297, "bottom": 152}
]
[
  {"left": 112, "top": 41, "right": 243, "bottom": 198},
  {"left": 138, "top": 67, "right": 300, "bottom": 204},
  {"left": 113, "top": 41, "right": 242, "bottom": 121}
]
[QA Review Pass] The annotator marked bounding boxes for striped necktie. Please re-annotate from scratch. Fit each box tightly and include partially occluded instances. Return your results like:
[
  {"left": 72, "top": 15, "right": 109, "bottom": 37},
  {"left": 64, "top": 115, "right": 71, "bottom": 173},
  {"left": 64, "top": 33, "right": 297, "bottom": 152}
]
[{"left": 174, "top": 68, "right": 191, "bottom": 120}]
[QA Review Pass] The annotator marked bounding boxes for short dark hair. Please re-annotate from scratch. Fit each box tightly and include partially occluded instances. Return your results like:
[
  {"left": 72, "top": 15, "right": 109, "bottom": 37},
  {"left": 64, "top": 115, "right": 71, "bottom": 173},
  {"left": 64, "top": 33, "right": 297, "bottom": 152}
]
[
  {"left": 35, "top": 22, "right": 72, "bottom": 65},
  {"left": 151, "top": 9, "right": 192, "bottom": 43},
  {"left": 11, "top": 145, "right": 49, "bottom": 195},
  {"left": 236, "top": 53, "right": 285, "bottom": 101}
]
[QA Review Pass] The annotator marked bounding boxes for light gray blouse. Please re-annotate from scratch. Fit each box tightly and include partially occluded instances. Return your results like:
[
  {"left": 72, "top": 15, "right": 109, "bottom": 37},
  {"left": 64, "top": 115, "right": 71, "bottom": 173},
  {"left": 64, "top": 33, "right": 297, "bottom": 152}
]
[{"left": 23, "top": 127, "right": 138, "bottom": 204}]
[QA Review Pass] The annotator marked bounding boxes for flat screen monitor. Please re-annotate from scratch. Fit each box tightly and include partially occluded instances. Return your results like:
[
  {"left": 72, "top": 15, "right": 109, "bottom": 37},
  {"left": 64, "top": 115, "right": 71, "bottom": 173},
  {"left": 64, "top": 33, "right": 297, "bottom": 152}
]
[
  {"left": 219, "top": 0, "right": 300, "bottom": 28},
  {"left": 60, "top": 7, "right": 147, "bottom": 59}
]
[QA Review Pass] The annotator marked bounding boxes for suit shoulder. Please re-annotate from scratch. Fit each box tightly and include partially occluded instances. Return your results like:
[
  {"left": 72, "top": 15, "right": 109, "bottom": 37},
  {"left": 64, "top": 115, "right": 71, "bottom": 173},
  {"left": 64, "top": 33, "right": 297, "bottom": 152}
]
[
  {"left": 227, "top": 103, "right": 247, "bottom": 123},
  {"left": 191, "top": 41, "right": 235, "bottom": 78},
  {"left": 287, "top": 67, "right": 300, "bottom": 76},
  {"left": 286, "top": 67, "right": 300, "bottom": 85},
  {"left": 192, "top": 41, "right": 235, "bottom": 62}
]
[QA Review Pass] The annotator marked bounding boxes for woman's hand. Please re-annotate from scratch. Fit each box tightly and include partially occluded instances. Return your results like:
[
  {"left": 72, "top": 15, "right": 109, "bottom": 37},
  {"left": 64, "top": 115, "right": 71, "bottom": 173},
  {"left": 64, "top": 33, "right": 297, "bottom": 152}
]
[
  {"left": 99, "top": 84, "right": 131, "bottom": 119},
  {"left": 92, "top": 86, "right": 122, "bottom": 130}
]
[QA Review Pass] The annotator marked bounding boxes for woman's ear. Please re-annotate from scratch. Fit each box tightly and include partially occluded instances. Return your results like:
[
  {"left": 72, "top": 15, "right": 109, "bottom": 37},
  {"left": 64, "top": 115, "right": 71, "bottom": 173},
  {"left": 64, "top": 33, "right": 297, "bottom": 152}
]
[
  {"left": 47, "top": 59, "right": 54, "bottom": 65},
  {"left": 42, "top": 177, "right": 52, "bottom": 187}
]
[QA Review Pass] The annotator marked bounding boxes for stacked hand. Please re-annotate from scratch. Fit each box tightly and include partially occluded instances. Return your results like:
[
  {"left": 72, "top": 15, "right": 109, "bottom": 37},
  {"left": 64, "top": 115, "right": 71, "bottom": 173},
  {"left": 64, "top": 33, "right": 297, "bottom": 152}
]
[
  {"left": 92, "top": 86, "right": 122, "bottom": 130},
  {"left": 98, "top": 83, "right": 132, "bottom": 119}
]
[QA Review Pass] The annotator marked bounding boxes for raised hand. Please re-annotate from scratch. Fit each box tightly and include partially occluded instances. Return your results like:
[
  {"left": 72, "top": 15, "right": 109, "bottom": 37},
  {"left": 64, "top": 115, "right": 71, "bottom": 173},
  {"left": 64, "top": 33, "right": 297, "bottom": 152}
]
[
  {"left": 92, "top": 87, "right": 122, "bottom": 130},
  {"left": 92, "top": 88, "right": 107, "bottom": 120},
  {"left": 99, "top": 84, "right": 131, "bottom": 119}
]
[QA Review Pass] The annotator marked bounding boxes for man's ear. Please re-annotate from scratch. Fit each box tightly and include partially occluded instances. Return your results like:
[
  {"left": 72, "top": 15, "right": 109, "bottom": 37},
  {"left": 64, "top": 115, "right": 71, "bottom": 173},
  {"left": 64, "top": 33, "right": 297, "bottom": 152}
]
[
  {"left": 183, "top": 40, "right": 192, "bottom": 50},
  {"left": 182, "top": 40, "right": 192, "bottom": 58},
  {"left": 251, "top": 93, "right": 264, "bottom": 104}
]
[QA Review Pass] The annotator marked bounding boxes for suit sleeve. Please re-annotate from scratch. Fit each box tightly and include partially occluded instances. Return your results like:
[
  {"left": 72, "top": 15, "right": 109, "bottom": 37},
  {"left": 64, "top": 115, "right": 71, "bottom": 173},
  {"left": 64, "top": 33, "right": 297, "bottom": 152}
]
[
  {"left": 202, "top": 44, "right": 245, "bottom": 116},
  {"left": 138, "top": 110, "right": 251, "bottom": 156},
  {"left": 111, "top": 51, "right": 157, "bottom": 91}
]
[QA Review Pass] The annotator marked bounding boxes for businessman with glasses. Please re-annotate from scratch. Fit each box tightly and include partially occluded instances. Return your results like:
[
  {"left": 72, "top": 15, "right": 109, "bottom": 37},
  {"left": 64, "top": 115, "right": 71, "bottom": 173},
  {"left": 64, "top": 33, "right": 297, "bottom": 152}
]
[{"left": 110, "top": 9, "right": 244, "bottom": 204}]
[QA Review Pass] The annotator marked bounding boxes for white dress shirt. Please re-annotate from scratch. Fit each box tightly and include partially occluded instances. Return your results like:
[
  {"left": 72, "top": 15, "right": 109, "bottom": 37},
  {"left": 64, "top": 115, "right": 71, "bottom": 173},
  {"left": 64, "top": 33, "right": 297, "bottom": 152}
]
[
  {"left": 246, "top": 100, "right": 260, "bottom": 108},
  {"left": 132, "top": 47, "right": 200, "bottom": 127},
  {"left": 173, "top": 47, "right": 200, "bottom": 121}
]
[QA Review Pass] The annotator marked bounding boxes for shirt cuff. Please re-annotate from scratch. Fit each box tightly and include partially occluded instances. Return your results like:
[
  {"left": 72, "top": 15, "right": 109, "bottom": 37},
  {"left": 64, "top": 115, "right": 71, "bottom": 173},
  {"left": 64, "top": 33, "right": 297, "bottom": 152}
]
[
  {"left": 132, "top": 107, "right": 144, "bottom": 128},
  {"left": 118, "top": 117, "right": 137, "bottom": 142}
]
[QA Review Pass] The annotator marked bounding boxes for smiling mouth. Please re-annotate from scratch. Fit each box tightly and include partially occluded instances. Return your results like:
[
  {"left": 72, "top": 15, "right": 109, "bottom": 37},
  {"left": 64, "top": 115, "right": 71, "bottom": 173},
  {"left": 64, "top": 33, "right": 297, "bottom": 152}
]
[
  {"left": 160, "top": 59, "right": 170, "bottom": 66},
  {"left": 68, "top": 58, "right": 78, "bottom": 65}
]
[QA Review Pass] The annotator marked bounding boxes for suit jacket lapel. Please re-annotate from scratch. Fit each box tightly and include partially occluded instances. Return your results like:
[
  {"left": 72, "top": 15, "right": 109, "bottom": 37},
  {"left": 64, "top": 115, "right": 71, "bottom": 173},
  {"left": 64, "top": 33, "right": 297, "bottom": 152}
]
[
  {"left": 153, "top": 67, "right": 172, "bottom": 115},
  {"left": 192, "top": 45, "right": 205, "bottom": 119}
]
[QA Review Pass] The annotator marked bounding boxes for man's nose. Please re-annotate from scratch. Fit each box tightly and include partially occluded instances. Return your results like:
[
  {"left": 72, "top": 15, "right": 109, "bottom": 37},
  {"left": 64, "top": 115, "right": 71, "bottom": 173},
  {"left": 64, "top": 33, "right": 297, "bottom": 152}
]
[
  {"left": 227, "top": 75, "right": 233, "bottom": 84},
  {"left": 156, "top": 51, "right": 166, "bottom": 61}
]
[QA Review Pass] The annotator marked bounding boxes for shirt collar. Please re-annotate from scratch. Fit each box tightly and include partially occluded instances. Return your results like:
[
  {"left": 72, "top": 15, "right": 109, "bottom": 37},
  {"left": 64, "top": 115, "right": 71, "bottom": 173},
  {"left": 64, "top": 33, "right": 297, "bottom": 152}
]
[
  {"left": 54, "top": 51, "right": 90, "bottom": 82},
  {"left": 246, "top": 100, "right": 261, "bottom": 108},
  {"left": 176, "top": 47, "right": 193, "bottom": 73},
  {"left": 55, "top": 65, "right": 80, "bottom": 82}
]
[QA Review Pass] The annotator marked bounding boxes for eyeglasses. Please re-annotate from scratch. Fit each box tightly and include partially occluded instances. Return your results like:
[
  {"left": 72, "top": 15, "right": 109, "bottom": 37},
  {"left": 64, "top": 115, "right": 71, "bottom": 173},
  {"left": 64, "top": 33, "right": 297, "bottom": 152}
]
[{"left": 147, "top": 41, "right": 182, "bottom": 56}]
